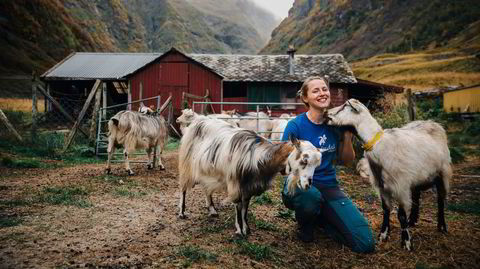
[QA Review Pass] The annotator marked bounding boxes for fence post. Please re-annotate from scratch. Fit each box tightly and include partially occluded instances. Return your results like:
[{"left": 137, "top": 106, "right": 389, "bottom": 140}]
[
  {"left": 407, "top": 88, "right": 416, "bottom": 121},
  {"left": 90, "top": 84, "right": 103, "bottom": 143},
  {"left": 127, "top": 80, "right": 132, "bottom": 110},
  {"left": 0, "top": 109, "right": 23, "bottom": 142},
  {"left": 31, "top": 71, "right": 38, "bottom": 140},
  {"left": 102, "top": 82, "right": 107, "bottom": 119},
  {"left": 63, "top": 79, "right": 102, "bottom": 152}
]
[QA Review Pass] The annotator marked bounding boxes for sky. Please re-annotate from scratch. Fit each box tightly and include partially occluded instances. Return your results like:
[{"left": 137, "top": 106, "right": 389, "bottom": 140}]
[{"left": 251, "top": 0, "right": 295, "bottom": 19}]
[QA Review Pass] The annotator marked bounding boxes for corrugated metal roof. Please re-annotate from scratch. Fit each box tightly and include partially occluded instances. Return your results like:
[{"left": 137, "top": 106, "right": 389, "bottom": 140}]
[
  {"left": 188, "top": 54, "right": 357, "bottom": 83},
  {"left": 41, "top": 52, "right": 162, "bottom": 80},
  {"left": 42, "top": 50, "right": 357, "bottom": 84}
]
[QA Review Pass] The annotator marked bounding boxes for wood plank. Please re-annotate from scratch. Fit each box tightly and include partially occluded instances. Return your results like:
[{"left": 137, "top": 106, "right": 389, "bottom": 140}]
[
  {"left": 90, "top": 84, "right": 103, "bottom": 142},
  {"left": 0, "top": 109, "right": 23, "bottom": 142},
  {"left": 36, "top": 84, "right": 90, "bottom": 137},
  {"left": 31, "top": 74, "right": 38, "bottom": 139},
  {"left": 63, "top": 79, "right": 102, "bottom": 152},
  {"left": 158, "top": 93, "right": 172, "bottom": 113}
]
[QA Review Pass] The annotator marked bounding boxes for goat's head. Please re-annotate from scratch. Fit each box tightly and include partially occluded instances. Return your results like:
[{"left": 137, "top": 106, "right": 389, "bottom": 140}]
[
  {"left": 286, "top": 136, "right": 325, "bottom": 193},
  {"left": 326, "top": 99, "right": 370, "bottom": 128},
  {"left": 176, "top": 109, "right": 196, "bottom": 124}
]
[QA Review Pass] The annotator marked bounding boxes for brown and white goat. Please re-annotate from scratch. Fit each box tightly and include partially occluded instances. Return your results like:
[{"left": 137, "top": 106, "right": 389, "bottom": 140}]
[
  {"left": 178, "top": 115, "right": 323, "bottom": 236},
  {"left": 327, "top": 99, "right": 452, "bottom": 251},
  {"left": 106, "top": 110, "right": 168, "bottom": 175}
]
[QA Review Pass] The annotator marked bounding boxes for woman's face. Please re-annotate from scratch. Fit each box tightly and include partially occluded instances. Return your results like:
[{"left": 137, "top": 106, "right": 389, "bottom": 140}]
[{"left": 302, "top": 79, "right": 331, "bottom": 110}]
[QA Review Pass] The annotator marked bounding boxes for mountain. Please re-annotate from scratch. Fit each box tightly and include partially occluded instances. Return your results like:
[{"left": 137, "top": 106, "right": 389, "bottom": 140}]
[
  {"left": 260, "top": 0, "right": 480, "bottom": 60},
  {"left": 0, "top": 0, "right": 278, "bottom": 76}
]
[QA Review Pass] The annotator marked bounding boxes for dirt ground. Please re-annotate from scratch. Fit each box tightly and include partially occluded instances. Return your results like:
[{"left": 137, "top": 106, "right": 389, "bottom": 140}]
[{"left": 0, "top": 151, "right": 479, "bottom": 269}]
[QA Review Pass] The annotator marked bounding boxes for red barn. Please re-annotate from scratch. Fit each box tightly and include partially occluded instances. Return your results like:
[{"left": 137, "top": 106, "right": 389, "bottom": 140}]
[
  {"left": 41, "top": 47, "right": 403, "bottom": 122},
  {"left": 129, "top": 48, "right": 223, "bottom": 114}
]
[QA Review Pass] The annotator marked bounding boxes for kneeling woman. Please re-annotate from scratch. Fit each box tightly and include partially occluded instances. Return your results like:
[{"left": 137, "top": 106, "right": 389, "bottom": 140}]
[{"left": 282, "top": 76, "right": 375, "bottom": 253}]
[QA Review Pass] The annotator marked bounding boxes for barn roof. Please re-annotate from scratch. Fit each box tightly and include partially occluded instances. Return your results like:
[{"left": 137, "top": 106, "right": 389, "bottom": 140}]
[
  {"left": 188, "top": 54, "right": 357, "bottom": 83},
  {"left": 41, "top": 52, "right": 162, "bottom": 80}
]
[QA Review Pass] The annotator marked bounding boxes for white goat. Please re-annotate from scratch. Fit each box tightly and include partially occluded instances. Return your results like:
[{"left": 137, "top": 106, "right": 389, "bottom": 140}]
[
  {"left": 270, "top": 114, "right": 292, "bottom": 141},
  {"left": 178, "top": 115, "right": 323, "bottom": 236},
  {"left": 237, "top": 111, "right": 273, "bottom": 138},
  {"left": 106, "top": 110, "right": 168, "bottom": 175},
  {"left": 327, "top": 99, "right": 452, "bottom": 251},
  {"left": 176, "top": 109, "right": 239, "bottom": 135}
]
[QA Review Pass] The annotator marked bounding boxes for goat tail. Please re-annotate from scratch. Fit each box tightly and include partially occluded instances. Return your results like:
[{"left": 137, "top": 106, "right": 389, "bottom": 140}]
[
  {"left": 107, "top": 118, "right": 118, "bottom": 137},
  {"left": 440, "top": 163, "right": 452, "bottom": 197}
]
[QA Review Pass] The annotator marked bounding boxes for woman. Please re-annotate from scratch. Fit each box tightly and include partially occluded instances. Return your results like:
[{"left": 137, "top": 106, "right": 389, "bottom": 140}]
[{"left": 282, "top": 76, "right": 375, "bottom": 253}]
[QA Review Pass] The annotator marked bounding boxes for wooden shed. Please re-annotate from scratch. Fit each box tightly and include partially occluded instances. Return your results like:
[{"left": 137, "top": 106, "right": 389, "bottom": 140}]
[
  {"left": 129, "top": 48, "right": 223, "bottom": 114},
  {"left": 443, "top": 84, "right": 480, "bottom": 114}
]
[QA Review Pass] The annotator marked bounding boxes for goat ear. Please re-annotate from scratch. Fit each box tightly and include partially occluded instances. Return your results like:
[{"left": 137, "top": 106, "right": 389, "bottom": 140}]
[
  {"left": 289, "top": 135, "right": 300, "bottom": 149},
  {"left": 285, "top": 160, "right": 291, "bottom": 174}
]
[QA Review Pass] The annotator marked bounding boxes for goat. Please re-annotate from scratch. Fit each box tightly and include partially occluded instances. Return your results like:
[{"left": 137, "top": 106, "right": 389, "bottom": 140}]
[
  {"left": 270, "top": 114, "right": 292, "bottom": 141},
  {"left": 176, "top": 109, "right": 239, "bottom": 135},
  {"left": 326, "top": 99, "right": 452, "bottom": 251},
  {"left": 237, "top": 111, "right": 273, "bottom": 138},
  {"left": 177, "top": 115, "right": 323, "bottom": 236},
  {"left": 106, "top": 109, "right": 168, "bottom": 176}
]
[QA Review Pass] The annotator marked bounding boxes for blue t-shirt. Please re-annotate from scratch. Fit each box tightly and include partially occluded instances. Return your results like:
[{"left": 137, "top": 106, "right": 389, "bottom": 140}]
[{"left": 282, "top": 112, "right": 339, "bottom": 185}]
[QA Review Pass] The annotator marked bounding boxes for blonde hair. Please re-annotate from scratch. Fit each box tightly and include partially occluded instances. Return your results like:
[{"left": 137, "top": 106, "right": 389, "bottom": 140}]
[{"left": 297, "top": 76, "right": 330, "bottom": 108}]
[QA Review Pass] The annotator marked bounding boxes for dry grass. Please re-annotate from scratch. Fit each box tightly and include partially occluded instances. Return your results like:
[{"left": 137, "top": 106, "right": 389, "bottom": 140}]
[
  {"left": 0, "top": 98, "right": 45, "bottom": 112},
  {"left": 352, "top": 46, "right": 480, "bottom": 91}
]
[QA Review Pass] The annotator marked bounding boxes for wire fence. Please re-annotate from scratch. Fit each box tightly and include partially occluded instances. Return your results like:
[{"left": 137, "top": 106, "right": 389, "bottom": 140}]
[{"left": 192, "top": 101, "right": 304, "bottom": 141}]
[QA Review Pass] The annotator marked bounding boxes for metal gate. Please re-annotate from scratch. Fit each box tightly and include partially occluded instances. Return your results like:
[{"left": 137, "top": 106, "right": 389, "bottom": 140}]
[
  {"left": 192, "top": 101, "right": 304, "bottom": 140},
  {"left": 95, "top": 95, "right": 174, "bottom": 166}
]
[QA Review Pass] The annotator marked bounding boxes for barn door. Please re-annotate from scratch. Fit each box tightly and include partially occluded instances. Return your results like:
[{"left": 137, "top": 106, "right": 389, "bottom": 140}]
[{"left": 159, "top": 62, "right": 189, "bottom": 115}]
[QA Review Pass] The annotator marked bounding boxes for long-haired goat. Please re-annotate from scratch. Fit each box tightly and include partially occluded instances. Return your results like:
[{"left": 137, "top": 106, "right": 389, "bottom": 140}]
[
  {"left": 327, "top": 99, "right": 452, "bottom": 251},
  {"left": 178, "top": 116, "right": 323, "bottom": 236},
  {"left": 106, "top": 109, "right": 168, "bottom": 176},
  {"left": 176, "top": 109, "right": 239, "bottom": 134}
]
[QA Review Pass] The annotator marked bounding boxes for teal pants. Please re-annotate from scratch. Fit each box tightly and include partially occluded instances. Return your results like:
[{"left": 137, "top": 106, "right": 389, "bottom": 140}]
[{"left": 282, "top": 178, "right": 375, "bottom": 253}]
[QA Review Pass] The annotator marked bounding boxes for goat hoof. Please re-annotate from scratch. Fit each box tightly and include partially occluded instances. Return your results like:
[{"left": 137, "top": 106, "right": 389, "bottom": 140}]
[
  {"left": 378, "top": 231, "right": 389, "bottom": 242},
  {"left": 437, "top": 226, "right": 448, "bottom": 234},
  {"left": 234, "top": 232, "right": 245, "bottom": 239},
  {"left": 208, "top": 212, "right": 219, "bottom": 218},
  {"left": 178, "top": 214, "right": 187, "bottom": 219},
  {"left": 127, "top": 170, "right": 135, "bottom": 176},
  {"left": 147, "top": 164, "right": 153, "bottom": 170},
  {"left": 402, "top": 240, "right": 413, "bottom": 251},
  {"left": 105, "top": 169, "right": 112, "bottom": 175},
  {"left": 159, "top": 166, "right": 165, "bottom": 171}
]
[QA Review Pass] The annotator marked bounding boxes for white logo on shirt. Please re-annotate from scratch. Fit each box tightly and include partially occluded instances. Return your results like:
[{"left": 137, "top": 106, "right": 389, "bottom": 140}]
[{"left": 319, "top": 134, "right": 327, "bottom": 146}]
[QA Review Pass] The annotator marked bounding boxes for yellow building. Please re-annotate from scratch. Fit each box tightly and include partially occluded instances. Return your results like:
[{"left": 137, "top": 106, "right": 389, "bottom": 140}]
[{"left": 443, "top": 84, "right": 480, "bottom": 114}]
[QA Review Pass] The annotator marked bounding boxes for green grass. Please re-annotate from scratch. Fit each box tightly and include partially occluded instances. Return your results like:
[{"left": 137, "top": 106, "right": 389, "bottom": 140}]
[
  {"left": 447, "top": 200, "right": 480, "bottom": 215},
  {"left": 113, "top": 186, "right": 147, "bottom": 198},
  {"left": 0, "top": 216, "right": 23, "bottom": 228},
  {"left": 275, "top": 208, "right": 295, "bottom": 220},
  {"left": 252, "top": 192, "right": 274, "bottom": 205},
  {"left": 1, "top": 157, "right": 41, "bottom": 168},
  {"left": 233, "top": 239, "right": 274, "bottom": 261},
  {"left": 254, "top": 218, "right": 278, "bottom": 231},
  {"left": 165, "top": 137, "right": 180, "bottom": 151},
  {"left": 177, "top": 245, "right": 217, "bottom": 267},
  {"left": 0, "top": 198, "right": 32, "bottom": 207},
  {"left": 38, "top": 186, "right": 91, "bottom": 208}
]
